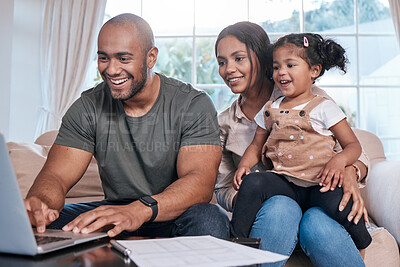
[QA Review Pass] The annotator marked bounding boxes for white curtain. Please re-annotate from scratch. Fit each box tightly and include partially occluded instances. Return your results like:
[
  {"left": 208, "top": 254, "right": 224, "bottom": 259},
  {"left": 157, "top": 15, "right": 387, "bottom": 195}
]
[
  {"left": 389, "top": 0, "right": 400, "bottom": 48},
  {"left": 35, "top": 0, "right": 106, "bottom": 138}
]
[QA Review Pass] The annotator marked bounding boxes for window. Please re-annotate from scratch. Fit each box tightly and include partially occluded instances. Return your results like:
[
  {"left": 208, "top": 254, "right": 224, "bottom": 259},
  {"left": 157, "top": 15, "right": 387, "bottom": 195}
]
[{"left": 85, "top": 0, "right": 400, "bottom": 160}]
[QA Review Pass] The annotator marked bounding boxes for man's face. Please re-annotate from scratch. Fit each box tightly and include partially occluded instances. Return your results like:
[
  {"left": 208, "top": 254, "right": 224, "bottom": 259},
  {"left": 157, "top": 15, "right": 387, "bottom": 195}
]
[{"left": 97, "top": 24, "right": 148, "bottom": 101}]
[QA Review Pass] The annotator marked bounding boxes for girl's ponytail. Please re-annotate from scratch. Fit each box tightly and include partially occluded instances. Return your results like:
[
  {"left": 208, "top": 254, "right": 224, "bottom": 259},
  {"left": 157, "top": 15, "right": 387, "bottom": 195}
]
[{"left": 319, "top": 38, "right": 348, "bottom": 74}]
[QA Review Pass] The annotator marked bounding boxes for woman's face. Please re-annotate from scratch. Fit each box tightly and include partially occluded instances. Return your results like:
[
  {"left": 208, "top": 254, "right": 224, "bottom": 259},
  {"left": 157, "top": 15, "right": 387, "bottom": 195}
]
[{"left": 216, "top": 35, "right": 257, "bottom": 94}]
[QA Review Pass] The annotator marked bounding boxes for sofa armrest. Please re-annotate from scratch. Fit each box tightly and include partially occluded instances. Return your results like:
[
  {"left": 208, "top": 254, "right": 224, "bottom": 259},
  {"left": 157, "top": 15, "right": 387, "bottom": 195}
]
[
  {"left": 361, "top": 160, "right": 400, "bottom": 245},
  {"left": 7, "top": 141, "right": 104, "bottom": 202}
]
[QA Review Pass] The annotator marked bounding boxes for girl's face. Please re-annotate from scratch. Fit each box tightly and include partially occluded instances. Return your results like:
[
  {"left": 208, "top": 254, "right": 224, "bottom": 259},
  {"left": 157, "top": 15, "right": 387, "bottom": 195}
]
[
  {"left": 216, "top": 35, "right": 258, "bottom": 95},
  {"left": 272, "top": 45, "right": 320, "bottom": 100}
]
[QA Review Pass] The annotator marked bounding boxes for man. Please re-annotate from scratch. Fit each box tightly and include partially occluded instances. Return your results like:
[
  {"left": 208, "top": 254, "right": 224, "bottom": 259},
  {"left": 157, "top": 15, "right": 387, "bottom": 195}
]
[{"left": 24, "top": 13, "right": 229, "bottom": 238}]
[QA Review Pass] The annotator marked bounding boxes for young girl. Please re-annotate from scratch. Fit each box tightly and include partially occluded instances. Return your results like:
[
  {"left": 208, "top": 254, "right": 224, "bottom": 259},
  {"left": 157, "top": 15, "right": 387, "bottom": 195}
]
[{"left": 230, "top": 33, "right": 372, "bottom": 254}]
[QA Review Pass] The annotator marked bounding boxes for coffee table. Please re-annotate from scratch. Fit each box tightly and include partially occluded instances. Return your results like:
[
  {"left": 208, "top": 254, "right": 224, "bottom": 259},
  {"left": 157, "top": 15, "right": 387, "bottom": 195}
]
[
  {"left": 0, "top": 237, "right": 136, "bottom": 267},
  {"left": 0, "top": 237, "right": 261, "bottom": 266}
]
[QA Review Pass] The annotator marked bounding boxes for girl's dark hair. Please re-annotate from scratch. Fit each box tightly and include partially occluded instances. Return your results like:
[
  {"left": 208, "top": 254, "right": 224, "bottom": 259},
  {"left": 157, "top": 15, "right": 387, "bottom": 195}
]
[
  {"left": 272, "top": 33, "right": 348, "bottom": 79},
  {"left": 215, "top": 21, "right": 273, "bottom": 95}
]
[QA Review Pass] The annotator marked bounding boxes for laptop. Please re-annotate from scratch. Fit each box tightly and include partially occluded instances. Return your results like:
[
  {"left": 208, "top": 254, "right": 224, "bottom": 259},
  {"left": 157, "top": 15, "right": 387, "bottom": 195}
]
[{"left": 0, "top": 133, "right": 107, "bottom": 256}]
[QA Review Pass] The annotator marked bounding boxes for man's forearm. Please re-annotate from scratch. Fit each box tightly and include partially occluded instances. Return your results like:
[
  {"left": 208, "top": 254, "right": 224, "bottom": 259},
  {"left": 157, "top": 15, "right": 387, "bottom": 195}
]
[
  {"left": 150, "top": 145, "right": 221, "bottom": 222},
  {"left": 26, "top": 173, "right": 67, "bottom": 212},
  {"left": 26, "top": 144, "right": 94, "bottom": 211},
  {"left": 151, "top": 164, "right": 217, "bottom": 222}
]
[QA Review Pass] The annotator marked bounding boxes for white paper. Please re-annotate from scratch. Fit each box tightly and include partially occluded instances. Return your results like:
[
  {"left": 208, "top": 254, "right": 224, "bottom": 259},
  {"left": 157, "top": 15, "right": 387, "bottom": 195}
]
[{"left": 116, "top": 235, "right": 287, "bottom": 267}]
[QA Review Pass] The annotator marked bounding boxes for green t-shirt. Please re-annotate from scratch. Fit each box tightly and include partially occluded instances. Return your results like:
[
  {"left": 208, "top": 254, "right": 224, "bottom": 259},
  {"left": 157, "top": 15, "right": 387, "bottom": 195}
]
[{"left": 55, "top": 73, "right": 220, "bottom": 201}]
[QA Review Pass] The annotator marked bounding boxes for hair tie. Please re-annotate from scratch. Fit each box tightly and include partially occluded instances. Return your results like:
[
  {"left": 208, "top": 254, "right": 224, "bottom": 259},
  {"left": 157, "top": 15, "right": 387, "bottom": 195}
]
[{"left": 303, "top": 36, "right": 309, "bottom": 47}]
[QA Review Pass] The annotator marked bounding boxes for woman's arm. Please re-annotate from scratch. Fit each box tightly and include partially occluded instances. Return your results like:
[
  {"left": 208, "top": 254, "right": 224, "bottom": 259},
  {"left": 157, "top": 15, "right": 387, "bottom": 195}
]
[
  {"left": 234, "top": 126, "right": 269, "bottom": 189},
  {"left": 214, "top": 109, "right": 242, "bottom": 212},
  {"left": 319, "top": 153, "right": 369, "bottom": 223},
  {"left": 317, "top": 121, "right": 369, "bottom": 224},
  {"left": 321, "top": 164, "right": 368, "bottom": 223},
  {"left": 215, "top": 150, "right": 239, "bottom": 212}
]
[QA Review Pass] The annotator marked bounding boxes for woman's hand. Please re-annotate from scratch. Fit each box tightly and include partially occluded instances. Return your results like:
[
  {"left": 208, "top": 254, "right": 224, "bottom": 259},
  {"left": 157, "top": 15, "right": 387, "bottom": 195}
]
[
  {"left": 320, "top": 165, "right": 368, "bottom": 224},
  {"left": 233, "top": 167, "right": 251, "bottom": 190}
]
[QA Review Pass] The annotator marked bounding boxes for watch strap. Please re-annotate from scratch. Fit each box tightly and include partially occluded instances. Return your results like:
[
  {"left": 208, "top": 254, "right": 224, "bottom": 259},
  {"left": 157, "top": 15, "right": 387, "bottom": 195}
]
[
  {"left": 148, "top": 202, "right": 158, "bottom": 222},
  {"left": 139, "top": 196, "right": 158, "bottom": 222}
]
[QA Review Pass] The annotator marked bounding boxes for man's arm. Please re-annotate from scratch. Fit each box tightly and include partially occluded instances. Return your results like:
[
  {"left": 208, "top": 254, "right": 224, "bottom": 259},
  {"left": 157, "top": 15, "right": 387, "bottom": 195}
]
[
  {"left": 25, "top": 144, "right": 93, "bottom": 232},
  {"left": 61, "top": 144, "right": 222, "bottom": 237},
  {"left": 153, "top": 144, "right": 222, "bottom": 220}
]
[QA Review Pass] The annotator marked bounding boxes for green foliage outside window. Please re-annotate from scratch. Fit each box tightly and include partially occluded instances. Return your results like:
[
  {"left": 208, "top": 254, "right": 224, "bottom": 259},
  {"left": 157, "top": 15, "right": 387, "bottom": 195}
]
[
  {"left": 155, "top": 38, "right": 192, "bottom": 82},
  {"left": 93, "top": 68, "right": 102, "bottom": 86},
  {"left": 359, "top": 0, "right": 391, "bottom": 23},
  {"left": 95, "top": 0, "right": 391, "bottom": 114},
  {"left": 195, "top": 38, "right": 221, "bottom": 85},
  {"left": 96, "top": 0, "right": 389, "bottom": 87},
  {"left": 262, "top": 0, "right": 390, "bottom": 32},
  {"left": 151, "top": 0, "right": 390, "bottom": 85}
]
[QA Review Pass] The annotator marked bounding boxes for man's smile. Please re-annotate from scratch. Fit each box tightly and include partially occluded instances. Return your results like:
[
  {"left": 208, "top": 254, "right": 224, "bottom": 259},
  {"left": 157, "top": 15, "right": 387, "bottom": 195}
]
[{"left": 110, "top": 78, "right": 128, "bottom": 85}]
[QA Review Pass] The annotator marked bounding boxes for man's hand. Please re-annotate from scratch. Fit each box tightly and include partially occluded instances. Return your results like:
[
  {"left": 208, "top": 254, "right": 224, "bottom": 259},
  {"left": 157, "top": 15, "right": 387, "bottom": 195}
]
[
  {"left": 320, "top": 165, "right": 368, "bottom": 224},
  {"left": 24, "top": 196, "right": 59, "bottom": 233},
  {"left": 25, "top": 144, "right": 94, "bottom": 233},
  {"left": 61, "top": 201, "right": 152, "bottom": 237}
]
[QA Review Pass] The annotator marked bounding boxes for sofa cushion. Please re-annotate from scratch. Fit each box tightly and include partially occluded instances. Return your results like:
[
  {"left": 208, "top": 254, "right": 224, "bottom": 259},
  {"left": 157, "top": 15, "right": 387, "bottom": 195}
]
[
  {"left": 353, "top": 128, "right": 386, "bottom": 165},
  {"left": 364, "top": 227, "right": 400, "bottom": 266},
  {"left": 34, "top": 130, "right": 58, "bottom": 146},
  {"left": 6, "top": 142, "right": 104, "bottom": 203},
  {"left": 361, "top": 160, "right": 400, "bottom": 245}
]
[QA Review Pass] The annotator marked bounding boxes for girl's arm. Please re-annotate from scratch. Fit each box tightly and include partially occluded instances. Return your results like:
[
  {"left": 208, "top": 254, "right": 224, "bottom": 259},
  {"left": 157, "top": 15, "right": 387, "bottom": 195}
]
[
  {"left": 233, "top": 126, "right": 269, "bottom": 190},
  {"left": 318, "top": 119, "right": 362, "bottom": 189}
]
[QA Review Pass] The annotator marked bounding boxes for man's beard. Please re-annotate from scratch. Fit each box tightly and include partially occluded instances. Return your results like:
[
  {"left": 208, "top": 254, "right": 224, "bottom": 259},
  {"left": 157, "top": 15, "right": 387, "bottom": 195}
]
[{"left": 105, "top": 60, "right": 148, "bottom": 101}]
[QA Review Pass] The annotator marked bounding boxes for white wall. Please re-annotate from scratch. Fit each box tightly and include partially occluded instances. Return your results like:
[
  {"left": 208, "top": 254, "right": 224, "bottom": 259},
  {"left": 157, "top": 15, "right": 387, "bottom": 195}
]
[
  {"left": 0, "top": 0, "right": 14, "bottom": 140},
  {"left": 9, "top": 0, "right": 42, "bottom": 142},
  {"left": 0, "top": 0, "right": 42, "bottom": 142}
]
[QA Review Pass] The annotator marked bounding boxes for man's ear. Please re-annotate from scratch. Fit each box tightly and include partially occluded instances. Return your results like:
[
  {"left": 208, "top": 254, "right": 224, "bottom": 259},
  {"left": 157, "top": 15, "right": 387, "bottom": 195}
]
[
  {"left": 147, "top": 46, "right": 158, "bottom": 69},
  {"left": 311, "top": 64, "right": 322, "bottom": 79}
]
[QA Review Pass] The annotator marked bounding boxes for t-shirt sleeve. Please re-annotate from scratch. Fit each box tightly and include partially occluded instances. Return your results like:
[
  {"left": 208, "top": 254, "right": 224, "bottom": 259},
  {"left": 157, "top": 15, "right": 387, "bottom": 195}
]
[
  {"left": 254, "top": 105, "right": 267, "bottom": 129},
  {"left": 320, "top": 100, "right": 347, "bottom": 129},
  {"left": 55, "top": 97, "right": 96, "bottom": 153},
  {"left": 310, "top": 100, "right": 346, "bottom": 134},
  {"left": 180, "top": 92, "right": 221, "bottom": 147}
]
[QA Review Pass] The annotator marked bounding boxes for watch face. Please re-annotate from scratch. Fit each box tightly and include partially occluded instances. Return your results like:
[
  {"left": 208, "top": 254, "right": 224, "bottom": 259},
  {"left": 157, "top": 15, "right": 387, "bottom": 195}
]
[{"left": 141, "top": 196, "right": 157, "bottom": 206}]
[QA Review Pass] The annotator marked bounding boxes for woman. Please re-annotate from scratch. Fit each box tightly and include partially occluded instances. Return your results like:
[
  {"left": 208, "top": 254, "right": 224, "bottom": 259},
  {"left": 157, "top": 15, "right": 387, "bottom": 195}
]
[{"left": 214, "top": 21, "right": 369, "bottom": 266}]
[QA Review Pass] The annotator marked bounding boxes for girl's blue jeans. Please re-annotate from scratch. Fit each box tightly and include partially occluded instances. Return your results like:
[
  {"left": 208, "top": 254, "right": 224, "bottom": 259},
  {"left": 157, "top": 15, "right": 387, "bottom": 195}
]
[{"left": 249, "top": 195, "right": 365, "bottom": 267}]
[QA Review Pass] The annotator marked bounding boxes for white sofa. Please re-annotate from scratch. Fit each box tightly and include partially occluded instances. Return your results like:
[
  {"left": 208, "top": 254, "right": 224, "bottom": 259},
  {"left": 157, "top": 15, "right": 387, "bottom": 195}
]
[
  {"left": 7, "top": 130, "right": 104, "bottom": 204},
  {"left": 6, "top": 129, "right": 400, "bottom": 266}
]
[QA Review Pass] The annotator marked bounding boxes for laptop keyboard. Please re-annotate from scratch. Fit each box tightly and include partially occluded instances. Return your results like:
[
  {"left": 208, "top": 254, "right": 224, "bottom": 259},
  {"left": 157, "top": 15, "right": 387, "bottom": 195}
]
[{"left": 35, "top": 235, "right": 72, "bottom": 245}]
